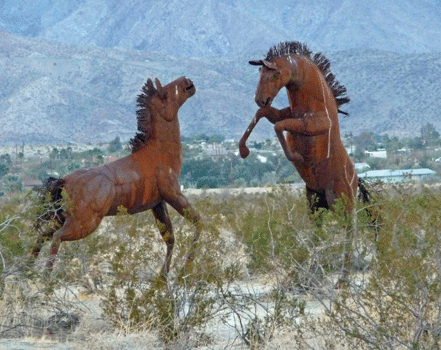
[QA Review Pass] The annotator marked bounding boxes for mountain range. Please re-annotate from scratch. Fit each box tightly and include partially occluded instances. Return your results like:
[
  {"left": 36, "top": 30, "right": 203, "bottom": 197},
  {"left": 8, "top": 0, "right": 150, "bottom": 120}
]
[{"left": 0, "top": 0, "right": 440, "bottom": 145}]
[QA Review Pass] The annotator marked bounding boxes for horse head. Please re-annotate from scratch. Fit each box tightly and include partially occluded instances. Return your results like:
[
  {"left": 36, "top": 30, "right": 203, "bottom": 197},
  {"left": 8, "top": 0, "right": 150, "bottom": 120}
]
[
  {"left": 146, "top": 76, "right": 196, "bottom": 122},
  {"left": 131, "top": 76, "right": 196, "bottom": 152},
  {"left": 249, "top": 57, "right": 297, "bottom": 108}
]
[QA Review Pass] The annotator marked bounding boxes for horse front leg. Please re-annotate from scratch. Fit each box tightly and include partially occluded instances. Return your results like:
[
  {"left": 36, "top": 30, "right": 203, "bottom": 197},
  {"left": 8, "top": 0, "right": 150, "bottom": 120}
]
[
  {"left": 239, "top": 113, "right": 262, "bottom": 158},
  {"left": 168, "top": 194, "right": 202, "bottom": 266},
  {"left": 158, "top": 166, "right": 202, "bottom": 272},
  {"left": 152, "top": 201, "right": 174, "bottom": 278}
]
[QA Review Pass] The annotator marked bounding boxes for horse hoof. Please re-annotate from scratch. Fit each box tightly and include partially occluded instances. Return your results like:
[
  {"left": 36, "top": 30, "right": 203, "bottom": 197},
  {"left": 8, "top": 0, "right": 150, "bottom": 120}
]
[{"left": 239, "top": 145, "right": 250, "bottom": 158}]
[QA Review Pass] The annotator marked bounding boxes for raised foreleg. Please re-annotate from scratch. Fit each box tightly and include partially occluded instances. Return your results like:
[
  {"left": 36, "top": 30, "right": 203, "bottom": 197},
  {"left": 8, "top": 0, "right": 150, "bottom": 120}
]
[
  {"left": 239, "top": 106, "right": 292, "bottom": 158},
  {"left": 274, "top": 110, "right": 331, "bottom": 162}
]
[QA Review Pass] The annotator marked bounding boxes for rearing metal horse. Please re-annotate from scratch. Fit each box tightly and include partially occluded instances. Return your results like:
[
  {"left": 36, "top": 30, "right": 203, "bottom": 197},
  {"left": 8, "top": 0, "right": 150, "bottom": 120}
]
[
  {"left": 240, "top": 41, "right": 362, "bottom": 213},
  {"left": 239, "top": 42, "right": 370, "bottom": 284},
  {"left": 33, "top": 76, "right": 201, "bottom": 276}
]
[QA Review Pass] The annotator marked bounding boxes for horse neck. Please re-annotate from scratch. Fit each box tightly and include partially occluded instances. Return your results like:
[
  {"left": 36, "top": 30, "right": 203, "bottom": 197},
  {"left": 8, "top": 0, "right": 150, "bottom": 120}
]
[
  {"left": 286, "top": 55, "right": 338, "bottom": 119},
  {"left": 151, "top": 113, "right": 182, "bottom": 152}
]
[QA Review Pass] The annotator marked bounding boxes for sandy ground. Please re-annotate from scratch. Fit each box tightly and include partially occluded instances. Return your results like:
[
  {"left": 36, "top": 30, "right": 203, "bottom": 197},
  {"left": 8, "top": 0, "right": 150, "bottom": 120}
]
[{"left": 0, "top": 277, "right": 330, "bottom": 350}]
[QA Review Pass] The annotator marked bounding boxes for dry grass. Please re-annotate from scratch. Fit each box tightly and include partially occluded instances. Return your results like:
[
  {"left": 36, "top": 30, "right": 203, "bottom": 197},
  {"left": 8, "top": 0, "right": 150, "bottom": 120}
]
[{"left": 1, "top": 183, "right": 441, "bottom": 349}]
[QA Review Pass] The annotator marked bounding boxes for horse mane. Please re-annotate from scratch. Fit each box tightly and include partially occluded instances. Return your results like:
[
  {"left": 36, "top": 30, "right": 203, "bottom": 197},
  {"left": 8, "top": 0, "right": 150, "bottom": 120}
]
[
  {"left": 129, "top": 79, "right": 158, "bottom": 152},
  {"left": 265, "top": 41, "right": 350, "bottom": 111}
]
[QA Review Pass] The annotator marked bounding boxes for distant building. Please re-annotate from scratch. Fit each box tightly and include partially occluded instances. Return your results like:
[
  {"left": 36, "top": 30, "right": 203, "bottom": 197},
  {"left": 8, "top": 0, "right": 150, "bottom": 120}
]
[
  {"left": 257, "top": 155, "right": 267, "bottom": 163},
  {"left": 355, "top": 162, "right": 370, "bottom": 172},
  {"left": 359, "top": 168, "right": 437, "bottom": 183},
  {"left": 365, "top": 150, "right": 387, "bottom": 158},
  {"left": 21, "top": 176, "right": 42, "bottom": 190}
]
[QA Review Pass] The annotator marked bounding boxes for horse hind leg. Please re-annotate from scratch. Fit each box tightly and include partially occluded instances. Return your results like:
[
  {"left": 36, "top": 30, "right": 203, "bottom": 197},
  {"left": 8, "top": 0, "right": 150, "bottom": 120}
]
[
  {"left": 306, "top": 186, "right": 352, "bottom": 288},
  {"left": 306, "top": 186, "right": 329, "bottom": 239},
  {"left": 324, "top": 186, "right": 355, "bottom": 288},
  {"left": 46, "top": 217, "right": 100, "bottom": 269},
  {"left": 32, "top": 177, "right": 66, "bottom": 261},
  {"left": 32, "top": 229, "right": 56, "bottom": 258},
  {"left": 152, "top": 201, "right": 174, "bottom": 277},
  {"left": 31, "top": 213, "right": 65, "bottom": 262}
]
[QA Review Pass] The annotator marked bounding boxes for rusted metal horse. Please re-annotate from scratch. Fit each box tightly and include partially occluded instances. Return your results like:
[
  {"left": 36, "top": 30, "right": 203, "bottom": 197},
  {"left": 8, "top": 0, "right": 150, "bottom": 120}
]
[
  {"left": 33, "top": 76, "right": 201, "bottom": 276},
  {"left": 239, "top": 42, "right": 371, "bottom": 282}
]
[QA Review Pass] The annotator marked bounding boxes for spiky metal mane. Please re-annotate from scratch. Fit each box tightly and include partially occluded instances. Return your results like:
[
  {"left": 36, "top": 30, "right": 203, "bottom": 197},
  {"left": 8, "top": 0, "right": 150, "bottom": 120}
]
[
  {"left": 266, "top": 41, "right": 350, "bottom": 111},
  {"left": 129, "top": 79, "right": 158, "bottom": 152}
]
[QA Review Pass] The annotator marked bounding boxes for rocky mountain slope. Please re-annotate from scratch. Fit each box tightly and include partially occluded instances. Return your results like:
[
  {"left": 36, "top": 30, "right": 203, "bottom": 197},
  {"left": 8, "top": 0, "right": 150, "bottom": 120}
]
[
  {"left": 1, "top": 0, "right": 441, "bottom": 57},
  {"left": 0, "top": 0, "right": 440, "bottom": 145}
]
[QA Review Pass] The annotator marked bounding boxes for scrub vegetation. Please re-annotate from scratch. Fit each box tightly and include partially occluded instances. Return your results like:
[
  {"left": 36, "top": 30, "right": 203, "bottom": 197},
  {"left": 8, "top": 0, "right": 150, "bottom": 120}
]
[{"left": 1, "top": 181, "right": 441, "bottom": 349}]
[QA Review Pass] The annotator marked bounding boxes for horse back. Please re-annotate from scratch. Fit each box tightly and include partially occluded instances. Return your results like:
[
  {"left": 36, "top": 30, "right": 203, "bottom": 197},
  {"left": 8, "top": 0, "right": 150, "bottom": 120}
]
[{"left": 61, "top": 156, "right": 160, "bottom": 218}]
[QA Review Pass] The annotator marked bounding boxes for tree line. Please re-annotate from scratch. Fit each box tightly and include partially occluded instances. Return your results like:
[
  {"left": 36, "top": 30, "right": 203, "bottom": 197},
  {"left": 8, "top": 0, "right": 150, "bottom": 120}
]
[{"left": 1, "top": 124, "right": 441, "bottom": 196}]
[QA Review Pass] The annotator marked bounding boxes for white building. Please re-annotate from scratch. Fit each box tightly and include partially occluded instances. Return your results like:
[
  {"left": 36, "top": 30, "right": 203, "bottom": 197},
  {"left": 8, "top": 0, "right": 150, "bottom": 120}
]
[
  {"left": 359, "top": 168, "right": 437, "bottom": 183},
  {"left": 364, "top": 150, "right": 387, "bottom": 158}
]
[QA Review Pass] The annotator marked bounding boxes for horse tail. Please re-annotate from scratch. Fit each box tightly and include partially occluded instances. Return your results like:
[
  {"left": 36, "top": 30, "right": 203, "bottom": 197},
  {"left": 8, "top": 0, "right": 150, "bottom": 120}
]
[
  {"left": 357, "top": 178, "right": 380, "bottom": 240},
  {"left": 357, "top": 178, "right": 370, "bottom": 204},
  {"left": 35, "top": 177, "right": 66, "bottom": 232}
]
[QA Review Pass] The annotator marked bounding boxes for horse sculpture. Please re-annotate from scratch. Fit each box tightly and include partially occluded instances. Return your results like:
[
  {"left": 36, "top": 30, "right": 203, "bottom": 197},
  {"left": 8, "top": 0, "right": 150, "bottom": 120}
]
[
  {"left": 239, "top": 42, "right": 371, "bottom": 283},
  {"left": 33, "top": 76, "right": 201, "bottom": 276}
]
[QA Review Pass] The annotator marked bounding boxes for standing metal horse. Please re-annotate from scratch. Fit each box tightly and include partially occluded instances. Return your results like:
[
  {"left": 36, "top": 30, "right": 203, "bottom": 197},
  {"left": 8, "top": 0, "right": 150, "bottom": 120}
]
[
  {"left": 33, "top": 76, "right": 201, "bottom": 276},
  {"left": 239, "top": 42, "right": 371, "bottom": 282}
]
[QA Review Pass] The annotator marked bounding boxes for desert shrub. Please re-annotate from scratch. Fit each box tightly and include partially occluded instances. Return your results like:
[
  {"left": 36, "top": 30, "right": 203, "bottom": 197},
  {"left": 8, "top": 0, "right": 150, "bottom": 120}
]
[
  {"left": 224, "top": 187, "right": 363, "bottom": 292},
  {"left": 0, "top": 270, "right": 84, "bottom": 339},
  {"left": 3, "top": 175, "right": 23, "bottom": 192},
  {"left": 98, "top": 203, "right": 233, "bottom": 343},
  {"left": 3, "top": 183, "right": 441, "bottom": 349},
  {"left": 0, "top": 193, "right": 41, "bottom": 274},
  {"left": 292, "top": 184, "right": 441, "bottom": 350},
  {"left": 224, "top": 188, "right": 309, "bottom": 272},
  {"left": 0, "top": 193, "right": 87, "bottom": 338}
]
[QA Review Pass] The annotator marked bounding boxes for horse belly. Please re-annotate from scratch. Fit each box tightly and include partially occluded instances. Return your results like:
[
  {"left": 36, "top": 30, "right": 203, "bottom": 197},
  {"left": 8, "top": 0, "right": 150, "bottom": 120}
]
[
  {"left": 287, "top": 133, "right": 328, "bottom": 161},
  {"left": 286, "top": 133, "right": 329, "bottom": 189},
  {"left": 108, "top": 180, "right": 160, "bottom": 215}
]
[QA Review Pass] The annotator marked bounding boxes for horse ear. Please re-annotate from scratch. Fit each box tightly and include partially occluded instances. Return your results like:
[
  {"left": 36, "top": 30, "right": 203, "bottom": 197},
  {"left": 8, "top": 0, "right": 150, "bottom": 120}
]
[
  {"left": 146, "top": 78, "right": 156, "bottom": 93},
  {"left": 155, "top": 78, "right": 162, "bottom": 90},
  {"left": 155, "top": 78, "right": 166, "bottom": 99},
  {"left": 249, "top": 60, "right": 278, "bottom": 70},
  {"left": 249, "top": 60, "right": 264, "bottom": 66},
  {"left": 262, "top": 60, "right": 277, "bottom": 70}
]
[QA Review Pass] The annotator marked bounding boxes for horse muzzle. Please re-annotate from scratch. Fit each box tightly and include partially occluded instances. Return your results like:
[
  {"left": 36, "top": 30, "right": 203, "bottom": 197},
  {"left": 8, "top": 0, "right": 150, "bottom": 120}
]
[
  {"left": 185, "top": 78, "right": 196, "bottom": 97},
  {"left": 255, "top": 96, "right": 273, "bottom": 108}
]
